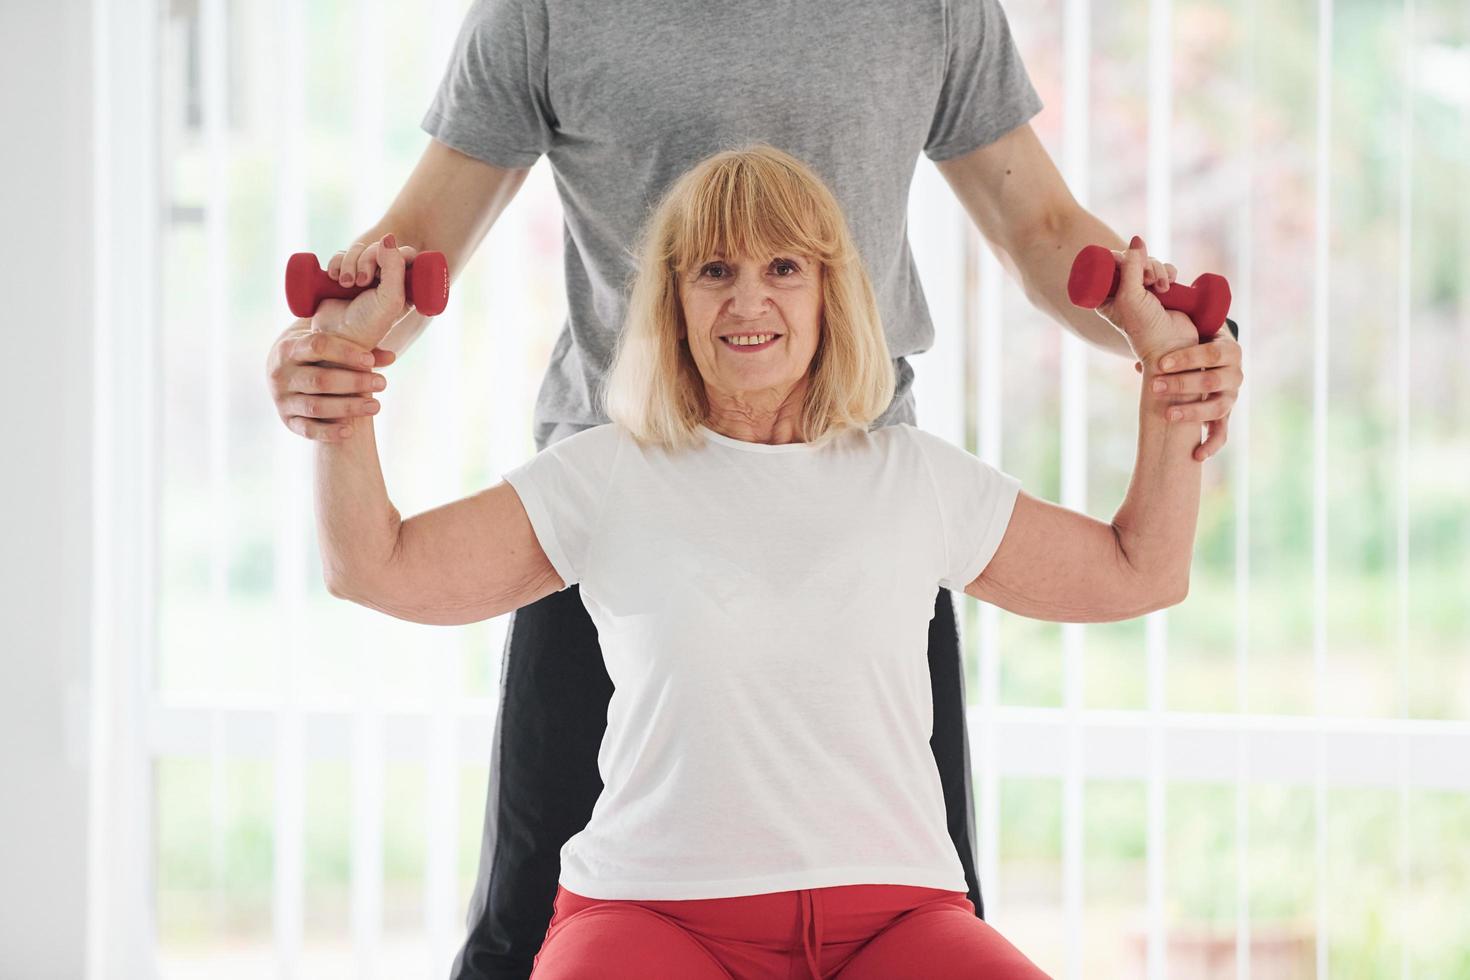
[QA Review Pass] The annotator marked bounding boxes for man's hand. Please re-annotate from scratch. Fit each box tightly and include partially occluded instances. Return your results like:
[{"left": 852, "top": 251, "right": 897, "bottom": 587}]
[
  {"left": 266, "top": 232, "right": 417, "bottom": 443},
  {"left": 266, "top": 325, "right": 395, "bottom": 442},
  {"left": 1134, "top": 330, "right": 1243, "bottom": 461}
]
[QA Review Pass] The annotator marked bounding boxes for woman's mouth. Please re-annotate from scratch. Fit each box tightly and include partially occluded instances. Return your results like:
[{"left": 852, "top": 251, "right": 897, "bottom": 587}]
[{"left": 721, "top": 333, "right": 782, "bottom": 352}]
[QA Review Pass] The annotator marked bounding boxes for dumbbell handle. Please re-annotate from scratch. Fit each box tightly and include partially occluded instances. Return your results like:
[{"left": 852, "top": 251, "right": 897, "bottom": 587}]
[
  {"left": 284, "top": 251, "right": 450, "bottom": 319},
  {"left": 1067, "top": 244, "right": 1231, "bottom": 340}
]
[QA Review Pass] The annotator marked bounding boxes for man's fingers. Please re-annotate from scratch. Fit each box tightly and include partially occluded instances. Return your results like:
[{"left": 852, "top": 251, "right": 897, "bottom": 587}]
[
  {"left": 1157, "top": 336, "right": 1238, "bottom": 373},
  {"left": 285, "top": 393, "right": 381, "bottom": 421},
  {"left": 291, "top": 331, "right": 378, "bottom": 369},
  {"left": 286, "top": 416, "right": 360, "bottom": 442},
  {"left": 1150, "top": 365, "right": 1242, "bottom": 397},
  {"left": 288, "top": 363, "right": 388, "bottom": 396},
  {"left": 1164, "top": 391, "right": 1237, "bottom": 424},
  {"left": 1196, "top": 415, "right": 1230, "bottom": 460}
]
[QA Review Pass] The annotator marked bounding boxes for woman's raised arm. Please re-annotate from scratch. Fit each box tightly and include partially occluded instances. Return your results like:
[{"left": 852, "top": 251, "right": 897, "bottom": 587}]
[
  {"left": 964, "top": 237, "right": 1208, "bottom": 623},
  {"left": 323, "top": 471, "right": 564, "bottom": 627},
  {"left": 310, "top": 234, "right": 564, "bottom": 625}
]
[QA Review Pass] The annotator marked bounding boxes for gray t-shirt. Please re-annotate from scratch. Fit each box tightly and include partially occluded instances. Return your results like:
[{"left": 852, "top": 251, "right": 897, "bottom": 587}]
[{"left": 422, "top": 0, "right": 1043, "bottom": 452}]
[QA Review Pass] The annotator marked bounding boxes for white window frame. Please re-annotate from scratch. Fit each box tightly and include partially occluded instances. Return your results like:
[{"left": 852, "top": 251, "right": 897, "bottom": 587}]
[{"left": 91, "top": 0, "right": 1469, "bottom": 977}]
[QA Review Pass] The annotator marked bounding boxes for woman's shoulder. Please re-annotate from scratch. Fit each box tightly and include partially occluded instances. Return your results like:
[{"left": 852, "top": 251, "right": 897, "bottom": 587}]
[
  {"left": 546, "top": 421, "right": 624, "bottom": 452},
  {"left": 537, "top": 422, "right": 626, "bottom": 474}
]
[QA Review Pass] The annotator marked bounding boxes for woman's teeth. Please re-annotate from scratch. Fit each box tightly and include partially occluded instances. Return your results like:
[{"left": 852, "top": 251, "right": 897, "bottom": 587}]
[{"left": 724, "top": 334, "right": 777, "bottom": 347}]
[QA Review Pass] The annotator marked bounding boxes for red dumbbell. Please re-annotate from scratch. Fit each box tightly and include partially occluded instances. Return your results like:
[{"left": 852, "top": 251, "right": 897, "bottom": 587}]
[
  {"left": 285, "top": 250, "right": 450, "bottom": 319},
  {"left": 1067, "top": 244, "right": 1231, "bottom": 340}
]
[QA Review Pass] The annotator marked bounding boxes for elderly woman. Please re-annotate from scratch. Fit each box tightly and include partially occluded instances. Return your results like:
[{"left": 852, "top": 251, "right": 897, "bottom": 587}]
[{"left": 311, "top": 145, "right": 1204, "bottom": 979}]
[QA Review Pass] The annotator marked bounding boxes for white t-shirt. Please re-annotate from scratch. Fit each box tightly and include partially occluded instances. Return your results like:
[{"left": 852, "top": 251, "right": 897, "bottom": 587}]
[{"left": 501, "top": 420, "right": 1022, "bottom": 900}]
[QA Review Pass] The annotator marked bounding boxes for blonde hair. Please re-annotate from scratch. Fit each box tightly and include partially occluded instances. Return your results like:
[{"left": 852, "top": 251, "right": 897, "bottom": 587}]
[{"left": 599, "top": 144, "right": 895, "bottom": 452}]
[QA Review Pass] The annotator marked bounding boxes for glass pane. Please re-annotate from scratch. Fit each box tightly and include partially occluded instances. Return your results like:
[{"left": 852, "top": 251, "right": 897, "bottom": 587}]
[
  {"left": 1165, "top": 0, "right": 1250, "bottom": 714},
  {"left": 1325, "top": 788, "right": 1399, "bottom": 976},
  {"left": 1165, "top": 783, "right": 1239, "bottom": 977},
  {"left": 1322, "top": 4, "right": 1408, "bottom": 719},
  {"left": 1082, "top": 781, "right": 1146, "bottom": 978},
  {"left": 996, "top": 0, "right": 1064, "bottom": 709},
  {"left": 1247, "top": 785, "right": 1317, "bottom": 977},
  {"left": 155, "top": 757, "right": 275, "bottom": 978},
  {"left": 1245, "top": 0, "right": 1319, "bottom": 717},
  {"left": 1406, "top": 789, "right": 1470, "bottom": 973},
  {"left": 997, "top": 777, "right": 1064, "bottom": 977},
  {"left": 383, "top": 763, "right": 431, "bottom": 976},
  {"left": 458, "top": 765, "right": 491, "bottom": 918},
  {"left": 1406, "top": 2, "right": 1470, "bottom": 722},
  {"left": 302, "top": 761, "right": 350, "bottom": 973}
]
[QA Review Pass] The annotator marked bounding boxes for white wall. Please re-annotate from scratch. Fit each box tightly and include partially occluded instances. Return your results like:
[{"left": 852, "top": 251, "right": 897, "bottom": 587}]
[{"left": 1, "top": 0, "right": 96, "bottom": 976}]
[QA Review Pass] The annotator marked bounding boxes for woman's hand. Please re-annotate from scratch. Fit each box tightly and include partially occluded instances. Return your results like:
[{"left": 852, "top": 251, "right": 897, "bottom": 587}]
[
  {"left": 1096, "top": 235, "right": 1197, "bottom": 364},
  {"left": 313, "top": 233, "right": 420, "bottom": 351}
]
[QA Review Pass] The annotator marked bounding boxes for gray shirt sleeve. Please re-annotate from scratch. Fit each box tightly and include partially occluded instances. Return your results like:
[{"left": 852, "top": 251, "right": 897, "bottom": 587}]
[
  {"left": 420, "top": 0, "right": 554, "bottom": 169},
  {"left": 924, "top": 0, "right": 1044, "bottom": 161}
]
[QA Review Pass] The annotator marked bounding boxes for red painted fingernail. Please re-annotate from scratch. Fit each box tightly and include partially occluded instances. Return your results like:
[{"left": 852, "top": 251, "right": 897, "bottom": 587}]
[
  {"left": 1129, "top": 235, "right": 1144, "bottom": 250},
  {"left": 385, "top": 233, "right": 396, "bottom": 248}
]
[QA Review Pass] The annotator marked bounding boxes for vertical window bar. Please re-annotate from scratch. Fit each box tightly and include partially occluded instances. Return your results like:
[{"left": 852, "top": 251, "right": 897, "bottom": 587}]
[
  {"left": 423, "top": 6, "right": 468, "bottom": 963},
  {"left": 1394, "top": 1, "right": 1414, "bottom": 976},
  {"left": 423, "top": 318, "right": 463, "bottom": 972},
  {"left": 200, "top": 0, "right": 232, "bottom": 929},
  {"left": 1234, "top": 0, "right": 1258, "bottom": 976},
  {"left": 1312, "top": 0, "right": 1334, "bottom": 976},
  {"left": 90, "top": 1, "right": 161, "bottom": 976},
  {"left": 1061, "top": 1, "right": 1090, "bottom": 975},
  {"left": 271, "top": 0, "right": 308, "bottom": 973},
  {"left": 350, "top": 1, "right": 388, "bottom": 974},
  {"left": 1145, "top": 0, "right": 1174, "bottom": 976}
]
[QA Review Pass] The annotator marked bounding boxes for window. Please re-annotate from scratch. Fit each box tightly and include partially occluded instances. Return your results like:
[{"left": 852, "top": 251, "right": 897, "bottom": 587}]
[{"left": 92, "top": 0, "right": 1470, "bottom": 976}]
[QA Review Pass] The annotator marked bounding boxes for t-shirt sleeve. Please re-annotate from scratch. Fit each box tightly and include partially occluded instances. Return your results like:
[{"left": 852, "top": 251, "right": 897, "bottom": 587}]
[
  {"left": 420, "top": 0, "right": 555, "bottom": 169},
  {"left": 500, "top": 424, "right": 623, "bottom": 589},
  {"left": 908, "top": 426, "right": 1023, "bottom": 592},
  {"left": 924, "top": 0, "right": 1045, "bottom": 161}
]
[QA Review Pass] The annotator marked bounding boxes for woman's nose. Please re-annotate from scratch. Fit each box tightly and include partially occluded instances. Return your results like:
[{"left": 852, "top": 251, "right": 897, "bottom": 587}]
[{"left": 727, "top": 276, "right": 771, "bottom": 317}]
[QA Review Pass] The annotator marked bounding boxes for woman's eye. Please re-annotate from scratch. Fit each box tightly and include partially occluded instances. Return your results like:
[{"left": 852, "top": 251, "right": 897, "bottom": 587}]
[
  {"left": 773, "top": 260, "right": 797, "bottom": 276},
  {"left": 702, "top": 263, "right": 727, "bottom": 279}
]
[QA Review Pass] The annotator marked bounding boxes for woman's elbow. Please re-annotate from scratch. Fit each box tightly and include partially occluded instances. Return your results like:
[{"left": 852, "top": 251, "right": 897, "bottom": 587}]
[
  {"left": 1146, "top": 574, "right": 1190, "bottom": 613},
  {"left": 324, "top": 568, "right": 367, "bottom": 602},
  {"left": 1099, "top": 574, "right": 1187, "bottom": 622},
  {"left": 322, "top": 561, "right": 380, "bottom": 604}
]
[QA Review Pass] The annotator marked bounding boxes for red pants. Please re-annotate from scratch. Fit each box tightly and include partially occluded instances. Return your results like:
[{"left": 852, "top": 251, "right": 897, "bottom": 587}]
[{"left": 530, "top": 882, "right": 1051, "bottom": 980}]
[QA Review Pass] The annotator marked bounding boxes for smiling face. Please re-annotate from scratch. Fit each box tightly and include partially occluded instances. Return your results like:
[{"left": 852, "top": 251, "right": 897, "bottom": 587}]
[{"left": 677, "top": 250, "right": 824, "bottom": 436}]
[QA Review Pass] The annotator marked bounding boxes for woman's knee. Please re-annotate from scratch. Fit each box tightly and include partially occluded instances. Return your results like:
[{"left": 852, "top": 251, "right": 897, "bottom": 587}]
[
  {"left": 834, "top": 906, "right": 1051, "bottom": 980},
  {"left": 530, "top": 906, "right": 733, "bottom": 980}
]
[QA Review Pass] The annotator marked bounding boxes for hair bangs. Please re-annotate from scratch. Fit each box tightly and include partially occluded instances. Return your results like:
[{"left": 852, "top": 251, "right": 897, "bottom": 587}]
[{"left": 672, "top": 154, "right": 842, "bottom": 274}]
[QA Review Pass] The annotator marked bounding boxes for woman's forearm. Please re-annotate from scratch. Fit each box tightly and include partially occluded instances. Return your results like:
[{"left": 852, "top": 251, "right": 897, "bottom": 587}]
[
  {"left": 314, "top": 415, "right": 402, "bottom": 597},
  {"left": 1110, "top": 340, "right": 1206, "bottom": 598}
]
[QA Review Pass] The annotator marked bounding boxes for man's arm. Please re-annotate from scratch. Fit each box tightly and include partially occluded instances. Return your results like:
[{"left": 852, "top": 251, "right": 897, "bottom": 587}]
[
  {"left": 337, "top": 138, "right": 532, "bottom": 355},
  {"left": 934, "top": 122, "right": 1134, "bottom": 358},
  {"left": 935, "top": 122, "right": 1244, "bottom": 462},
  {"left": 267, "top": 139, "right": 531, "bottom": 442}
]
